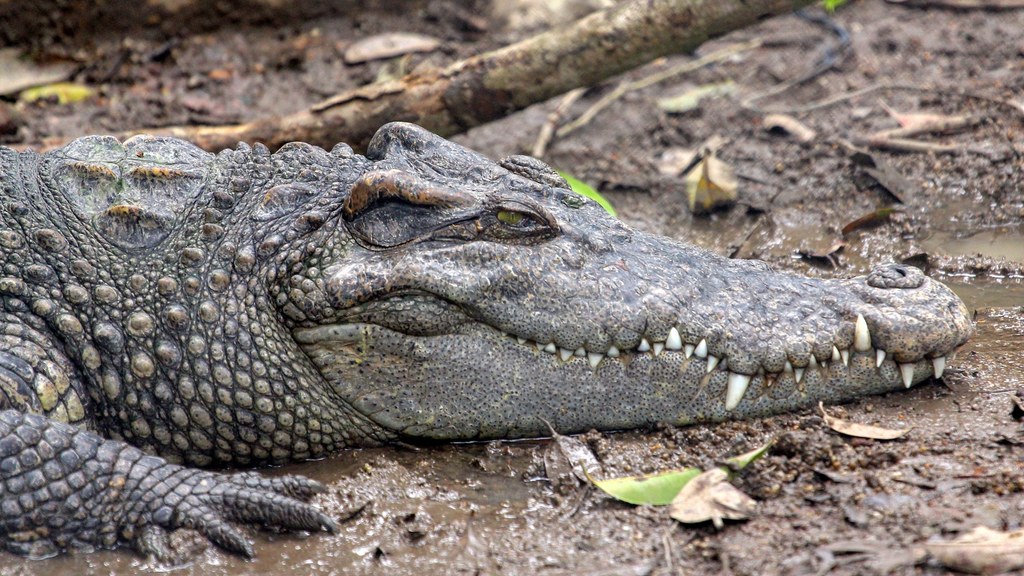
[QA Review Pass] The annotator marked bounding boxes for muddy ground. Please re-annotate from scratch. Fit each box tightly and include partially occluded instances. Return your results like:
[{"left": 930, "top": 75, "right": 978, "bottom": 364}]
[{"left": 2, "top": 0, "right": 1024, "bottom": 574}]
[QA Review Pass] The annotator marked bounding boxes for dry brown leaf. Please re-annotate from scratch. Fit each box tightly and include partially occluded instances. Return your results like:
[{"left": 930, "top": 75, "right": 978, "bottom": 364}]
[
  {"left": 684, "top": 152, "right": 737, "bottom": 214},
  {"left": 657, "top": 147, "right": 699, "bottom": 176},
  {"left": 763, "top": 113, "right": 816, "bottom": 143},
  {"left": 344, "top": 32, "right": 441, "bottom": 64},
  {"left": 926, "top": 526, "right": 1024, "bottom": 575},
  {"left": 668, "top": 468, "right": 757, "bottom": 529},
  {"left": 841, "top": 207, "right": 904, "bottom": 235},
  {"left": 819, "top": 402, "right": 910, "bottom": 440}
]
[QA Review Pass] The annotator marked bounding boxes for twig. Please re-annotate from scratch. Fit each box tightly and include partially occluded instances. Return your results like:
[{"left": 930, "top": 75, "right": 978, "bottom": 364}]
[
  {"left": 872, "top": 114, "right": 985, "bottom": 139},
  {"left": 852, "top": 135, "right": 994, "bottom": 156},
  {"left": 532, "top": 88, "right": 586, "bottom": 157},
  {"left": 741, "top": 9, "right": 851, "bottom": 113},
  {"left": 556, "top": 39, "right": 763, "bottom": 138}
]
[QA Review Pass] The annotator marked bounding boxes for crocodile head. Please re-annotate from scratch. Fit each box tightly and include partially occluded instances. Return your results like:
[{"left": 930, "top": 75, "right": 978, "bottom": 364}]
[{"left": 291, "top": 123, "right": 974, "bottom": 440}]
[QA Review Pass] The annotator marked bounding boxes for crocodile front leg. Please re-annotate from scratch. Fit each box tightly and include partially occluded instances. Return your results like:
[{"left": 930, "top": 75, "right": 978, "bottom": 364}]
[
  {"left": 0, "top": 410, "right": 336, "bottom": 561},
  {"left": 0, "top": 317, "right": 336, "bottom": 561}
]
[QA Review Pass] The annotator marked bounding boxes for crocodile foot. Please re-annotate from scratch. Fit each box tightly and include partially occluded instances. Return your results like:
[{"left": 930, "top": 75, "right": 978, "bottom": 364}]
[{"left": 0, "top": 411, "right": 337, "bottom": 562}]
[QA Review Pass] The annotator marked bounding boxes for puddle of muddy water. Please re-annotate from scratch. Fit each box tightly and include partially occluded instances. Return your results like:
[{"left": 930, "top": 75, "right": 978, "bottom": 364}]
[
  {"left": 947, "top": 279, "right": 1024, "bottom": 310},
  {"left": 921, "top": 225, "right": 1024, "bottom": 263}
]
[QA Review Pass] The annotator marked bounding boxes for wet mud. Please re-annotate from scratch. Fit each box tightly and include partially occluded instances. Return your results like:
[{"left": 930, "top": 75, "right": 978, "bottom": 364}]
[{"left": 2, "top": 0, "right": 1023, "bottom": 574}]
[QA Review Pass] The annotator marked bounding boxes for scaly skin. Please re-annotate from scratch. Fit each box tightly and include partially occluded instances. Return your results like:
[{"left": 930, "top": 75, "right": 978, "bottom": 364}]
[{"left": 0, "top": 123, "right": 972, "bottom": 559}]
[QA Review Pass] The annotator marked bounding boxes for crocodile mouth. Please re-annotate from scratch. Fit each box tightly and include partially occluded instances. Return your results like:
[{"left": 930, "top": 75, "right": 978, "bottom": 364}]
[{"left": 293, "top": 308, "right": 966, "bottom": 440}]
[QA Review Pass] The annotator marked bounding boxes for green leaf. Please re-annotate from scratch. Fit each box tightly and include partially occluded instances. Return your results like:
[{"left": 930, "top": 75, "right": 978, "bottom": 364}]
[
  {"left": 823, "top": 0, "right": 847, "bottom": 11},
  {"left": 723, "top": 440, "right": 774, "bottom": 471},
  {"left": 558, "top": 171, "right": 617, "bottom": 217},
  {"left": 592, "top": 468, "right": 702, "bottom": 506},
  {"left": 592, "top": 439, "right": 774, "bottom": 506}
]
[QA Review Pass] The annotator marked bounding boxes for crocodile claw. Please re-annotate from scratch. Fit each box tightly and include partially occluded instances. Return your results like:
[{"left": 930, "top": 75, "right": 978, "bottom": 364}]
[{"left": 138, "top": 470, "right": 338, "bottom": 562}]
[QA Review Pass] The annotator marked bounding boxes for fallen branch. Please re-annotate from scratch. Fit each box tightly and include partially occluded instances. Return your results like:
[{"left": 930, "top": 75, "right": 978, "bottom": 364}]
[{"left": 40, "top": 0, "right": 815, "bottom": 152}]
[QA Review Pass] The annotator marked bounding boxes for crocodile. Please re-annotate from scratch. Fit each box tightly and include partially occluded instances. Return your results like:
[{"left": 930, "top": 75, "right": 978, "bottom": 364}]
[{"left": 0, "top": 122, "right": 972, "bottom": 560}]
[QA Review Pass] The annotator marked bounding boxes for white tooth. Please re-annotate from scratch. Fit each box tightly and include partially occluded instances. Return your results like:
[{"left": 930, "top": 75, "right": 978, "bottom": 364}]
[
  {"left": 876, "top": 349, "right": 886, "bottom": 368},
  {"left": 637, "top": 338, "right": 651, "bottom": 353},
  {"left": 794, "top": 367, "right": 804, "bottom": 384},
  {"left": 707, "top": 355, "right": 720, "bottom": 373},
  {"left": 784, "top": 360, "right": 793, "bottom": 373},
  {"left": 832, "top": 346, "right": 841, "bottom": 363},
  {"left": 809, "top": 355, "right": 818, "bottom": 369},
  {"left": 517, "top": 337, "right": 527, "bottom": 345},
  {"left": 543, "top": 343, "right": 557, "bottom": 354},
  {"left": 840, "top": 348, "right": 849, "bottom": 367},
  {"left": 725, "top": 373, "right": 751, "bottom": 411},
  {"left": 854, "top": 314, "right": 871, "bottom": 352},
  {"left": 694, "top": 339, "right": 708, "bottom": 358},
  {"left": 607, "top": 345, "right": 620, "bottom": 358},
  {"left": 588, "top": 352, "right": 604, "bottom": 369},
  {"left": 900, "top": 363, "right": 915, "bottom": 388},
  {"left": 653, "top": 342, "right": 665, "bottom": 356},
  {"left": 574, "top": 347, "right": 586, "bottom": 357},
  {"left": 536, "top": 342, "right": 545, "bottom": 350},
  {"left": 932, "top": 356, "right": 946, "bottom": 378},
  {"left": 559, "top": 347, "right": 574, "bottom": 361},
  {"left": 666, "top": 327, "right": 683, "bottom": 350},
  {"left": 684, "top": 343, "right": 695, "bottom": 358}
]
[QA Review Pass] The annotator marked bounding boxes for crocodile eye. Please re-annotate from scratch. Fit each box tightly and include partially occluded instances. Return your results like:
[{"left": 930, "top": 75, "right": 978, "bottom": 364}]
[
  {"left": 484, "top": 204, "right": 555, "bottom": 243},
  {"left": 497, "top": 210, "right": 526, "bottom": 226}
]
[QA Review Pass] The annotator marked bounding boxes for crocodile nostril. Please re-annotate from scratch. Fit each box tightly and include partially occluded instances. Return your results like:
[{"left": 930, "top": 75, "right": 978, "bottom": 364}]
[{"left": 867, "top": 263, "right": 926, "bottom": 289}]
